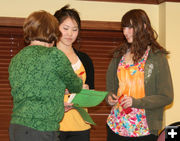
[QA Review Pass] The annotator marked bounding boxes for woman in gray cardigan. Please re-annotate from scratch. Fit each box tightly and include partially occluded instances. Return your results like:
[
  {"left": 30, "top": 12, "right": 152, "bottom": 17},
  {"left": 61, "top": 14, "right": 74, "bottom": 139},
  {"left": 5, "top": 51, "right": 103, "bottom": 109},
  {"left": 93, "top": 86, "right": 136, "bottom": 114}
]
[{"left": 106, "top": 9, "right": 173, "bottom": 141}]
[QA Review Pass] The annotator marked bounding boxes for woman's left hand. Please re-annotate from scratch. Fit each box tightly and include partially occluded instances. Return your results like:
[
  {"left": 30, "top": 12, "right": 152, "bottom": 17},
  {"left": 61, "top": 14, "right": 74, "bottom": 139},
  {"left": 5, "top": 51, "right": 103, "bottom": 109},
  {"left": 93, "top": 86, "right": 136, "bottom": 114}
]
[
  {"left": 83, "top": 84, "right": 89, "bottom": 90},
  {"left": 120, "top": 96, "right": 132, "bottom": 109},
  {"left": 64, "top": 89, "right": 69, "bottom": 95},
  {"left": 64, "top": 102, "right": 73, "bottom": 112}
]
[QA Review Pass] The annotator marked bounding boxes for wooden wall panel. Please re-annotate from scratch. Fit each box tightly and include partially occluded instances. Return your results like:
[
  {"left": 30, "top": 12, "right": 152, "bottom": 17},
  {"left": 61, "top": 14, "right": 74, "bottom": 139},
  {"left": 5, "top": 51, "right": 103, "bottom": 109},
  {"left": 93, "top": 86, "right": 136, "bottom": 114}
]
[
  {"left": 0, "top": 27, "right": 25, "bottom": 141},
  {"left": 0, "top": 18, "right": 124, "bottom": 141},
  {"left": 90, "top": 115, "right": 109, "bottom": 141}
]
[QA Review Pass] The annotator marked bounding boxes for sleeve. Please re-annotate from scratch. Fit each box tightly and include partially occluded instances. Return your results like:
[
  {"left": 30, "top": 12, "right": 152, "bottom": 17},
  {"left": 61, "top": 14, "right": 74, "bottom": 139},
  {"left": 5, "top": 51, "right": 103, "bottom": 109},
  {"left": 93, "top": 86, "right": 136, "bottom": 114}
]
[
  {"left": 132, "top": 53, "right": 174, "bottom": 109},
  {"left": 84, "top": 54, "right": 95, "bottom": 89},
  {"left": 56, "top": 50, "right": 83, "bottom": 93},
  {"left": 105, "top": 57, "right": 119, "bottom": 104}
]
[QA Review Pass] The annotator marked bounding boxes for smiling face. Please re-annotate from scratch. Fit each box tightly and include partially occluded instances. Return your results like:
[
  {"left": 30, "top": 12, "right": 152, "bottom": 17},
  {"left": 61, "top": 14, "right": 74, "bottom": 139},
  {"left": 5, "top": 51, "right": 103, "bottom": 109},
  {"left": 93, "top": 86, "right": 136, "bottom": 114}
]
[
  {"left": 123, "top": 27, "right": 133, "bottom": 43},
  {"left": 59, "top": 17, "right": 79, "bottom": 47}
]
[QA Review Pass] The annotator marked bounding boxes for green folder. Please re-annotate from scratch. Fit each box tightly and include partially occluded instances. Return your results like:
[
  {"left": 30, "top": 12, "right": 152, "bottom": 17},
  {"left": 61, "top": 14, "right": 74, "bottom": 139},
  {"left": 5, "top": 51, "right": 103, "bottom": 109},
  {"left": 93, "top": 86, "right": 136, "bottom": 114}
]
[{"left": 69, "top": 89, "right": 108, "bottom": 125}]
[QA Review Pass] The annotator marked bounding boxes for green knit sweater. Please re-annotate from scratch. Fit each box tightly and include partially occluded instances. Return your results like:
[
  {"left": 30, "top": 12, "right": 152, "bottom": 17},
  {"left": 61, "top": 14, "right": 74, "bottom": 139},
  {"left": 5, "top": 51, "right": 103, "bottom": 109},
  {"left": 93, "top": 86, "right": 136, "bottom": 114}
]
[{"left": 8, "top": 45, "right": 82, "bottom": 131}]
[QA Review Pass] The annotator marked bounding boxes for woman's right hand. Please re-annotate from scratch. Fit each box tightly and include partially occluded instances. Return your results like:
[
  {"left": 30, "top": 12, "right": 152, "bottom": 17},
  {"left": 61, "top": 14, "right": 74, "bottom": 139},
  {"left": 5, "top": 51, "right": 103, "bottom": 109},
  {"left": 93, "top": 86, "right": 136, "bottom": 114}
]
[{"left": 108, "top": 94, "right": 119, "bottom": 106}]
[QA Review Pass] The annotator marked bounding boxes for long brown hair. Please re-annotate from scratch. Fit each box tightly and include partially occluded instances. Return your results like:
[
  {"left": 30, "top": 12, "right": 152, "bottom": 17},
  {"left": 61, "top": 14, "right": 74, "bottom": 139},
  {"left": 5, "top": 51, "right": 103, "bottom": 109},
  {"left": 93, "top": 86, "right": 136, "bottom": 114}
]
[{"left": 114, "top": 9, "right": 168, "bottom": 63}]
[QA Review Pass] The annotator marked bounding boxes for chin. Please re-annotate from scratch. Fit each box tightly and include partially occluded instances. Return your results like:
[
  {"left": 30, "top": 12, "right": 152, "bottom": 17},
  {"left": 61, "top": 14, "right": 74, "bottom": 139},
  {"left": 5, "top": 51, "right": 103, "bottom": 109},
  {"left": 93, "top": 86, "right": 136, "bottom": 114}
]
[{"left": 127, "top": 40, "right": 133, "bottom": 43}]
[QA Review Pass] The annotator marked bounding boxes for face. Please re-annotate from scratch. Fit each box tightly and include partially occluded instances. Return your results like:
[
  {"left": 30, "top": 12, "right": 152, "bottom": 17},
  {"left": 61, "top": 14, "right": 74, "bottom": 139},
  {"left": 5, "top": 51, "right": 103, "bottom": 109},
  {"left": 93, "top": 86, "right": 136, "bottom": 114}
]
[
  {"left": 59, "top": 17, "right": 79, "bottom": 46},
  {"left": 123, "top": 27, "right": 133, "bottom": 43}
]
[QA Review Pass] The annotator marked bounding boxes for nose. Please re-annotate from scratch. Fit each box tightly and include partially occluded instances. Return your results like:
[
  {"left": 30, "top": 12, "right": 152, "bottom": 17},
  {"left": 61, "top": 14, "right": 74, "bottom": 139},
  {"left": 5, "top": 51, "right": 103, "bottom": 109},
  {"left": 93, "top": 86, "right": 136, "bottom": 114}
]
[
  {"left": 123, "top": 27, "right": 128, "bottom": 35},
  {"left": 67, "top": 29, "right": 73, "bottom": 36}
]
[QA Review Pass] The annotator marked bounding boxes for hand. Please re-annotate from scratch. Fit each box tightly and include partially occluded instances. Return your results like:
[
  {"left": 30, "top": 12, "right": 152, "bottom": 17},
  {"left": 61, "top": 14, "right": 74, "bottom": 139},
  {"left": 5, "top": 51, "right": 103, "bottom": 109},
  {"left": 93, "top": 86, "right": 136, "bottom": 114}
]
[
  {"left": 78, "top": 74, "right": 83, "bottom": 80},
  {"left": 64, "top": 89, "right": 69, "bottom": 95},
  {"left": 82, "top": 84, "right": 89, "bottom": 90},
  {"left": 119, "top": 95, "right": 132, "bottom": 109},
  {"left": 64, "top": 102, "right": 73, "bottom": 112},
  {"left": 108, "top": 94, "right": 118, "bottom": 106}
]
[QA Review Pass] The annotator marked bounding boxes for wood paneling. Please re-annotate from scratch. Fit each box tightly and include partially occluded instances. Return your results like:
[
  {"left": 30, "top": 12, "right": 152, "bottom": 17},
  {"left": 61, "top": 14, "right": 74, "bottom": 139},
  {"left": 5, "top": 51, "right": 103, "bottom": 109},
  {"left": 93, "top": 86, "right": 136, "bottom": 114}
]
[
  {"left": 0, "top": 26, "right": 25, "bottom": 141},
  {"left": 0, "top": 17, "right": 124, "bottom": 141}
]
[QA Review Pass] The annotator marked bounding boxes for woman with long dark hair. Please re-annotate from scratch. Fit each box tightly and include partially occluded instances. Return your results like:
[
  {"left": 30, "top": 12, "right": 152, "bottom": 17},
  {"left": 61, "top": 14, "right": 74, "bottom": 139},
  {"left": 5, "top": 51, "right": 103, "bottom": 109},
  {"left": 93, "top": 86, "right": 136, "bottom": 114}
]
[{"left": 106, "top": 9, "right": 173, "bottom": 141}]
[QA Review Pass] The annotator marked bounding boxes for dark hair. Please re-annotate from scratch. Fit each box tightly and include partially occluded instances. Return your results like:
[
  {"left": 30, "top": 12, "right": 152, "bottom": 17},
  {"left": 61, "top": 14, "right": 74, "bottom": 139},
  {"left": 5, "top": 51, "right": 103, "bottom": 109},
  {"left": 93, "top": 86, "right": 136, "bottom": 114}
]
[
  {"left": 23, "top": 10, "right": 60, "bottom": 44},
  {"left": 115, "top": 9, "right": 168, "bottom": 63},
  {"left": 54, "top": 4, "right": 81, "bottom": 30}
]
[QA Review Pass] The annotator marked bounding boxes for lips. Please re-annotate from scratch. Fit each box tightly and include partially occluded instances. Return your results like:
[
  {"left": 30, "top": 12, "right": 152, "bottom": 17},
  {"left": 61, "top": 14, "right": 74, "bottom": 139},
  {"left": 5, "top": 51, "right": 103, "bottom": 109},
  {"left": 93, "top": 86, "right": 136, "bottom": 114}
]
[
  {"left": 65, "top": 38, "right": 72, "bottom": 41},
  {"left": 125, "top": 36, "right": 131, "bottom": 40}
]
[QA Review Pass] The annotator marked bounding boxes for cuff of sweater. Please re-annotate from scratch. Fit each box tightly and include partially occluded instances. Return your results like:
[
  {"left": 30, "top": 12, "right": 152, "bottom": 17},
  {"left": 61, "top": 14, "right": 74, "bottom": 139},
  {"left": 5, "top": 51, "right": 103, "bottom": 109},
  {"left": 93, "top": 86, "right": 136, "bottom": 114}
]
[{"left": 105, "top": 92, "right": 114, "bottom": 106}]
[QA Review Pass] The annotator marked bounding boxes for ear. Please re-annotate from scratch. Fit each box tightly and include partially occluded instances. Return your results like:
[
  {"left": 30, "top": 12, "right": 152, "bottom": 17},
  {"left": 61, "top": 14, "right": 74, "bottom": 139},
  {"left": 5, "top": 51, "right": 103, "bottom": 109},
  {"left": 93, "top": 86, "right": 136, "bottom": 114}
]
[{"left": 49, "top": 41, "right": 55, "bottom": 47}]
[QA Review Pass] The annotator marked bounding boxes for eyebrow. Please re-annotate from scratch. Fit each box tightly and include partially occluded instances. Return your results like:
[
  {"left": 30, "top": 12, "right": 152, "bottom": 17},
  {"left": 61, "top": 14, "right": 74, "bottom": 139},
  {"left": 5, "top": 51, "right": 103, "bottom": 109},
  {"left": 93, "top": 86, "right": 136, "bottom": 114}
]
[{"left": 63, "top": 24, "right": 78, "bottom": 28}]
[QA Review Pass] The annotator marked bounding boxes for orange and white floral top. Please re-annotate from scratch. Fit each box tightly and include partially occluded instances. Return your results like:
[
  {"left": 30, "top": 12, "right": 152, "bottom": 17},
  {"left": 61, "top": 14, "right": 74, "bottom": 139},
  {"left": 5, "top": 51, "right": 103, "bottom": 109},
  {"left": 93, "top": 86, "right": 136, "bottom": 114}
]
[{"left": 107, "top": 48, "right": 151, "bottom": 137}]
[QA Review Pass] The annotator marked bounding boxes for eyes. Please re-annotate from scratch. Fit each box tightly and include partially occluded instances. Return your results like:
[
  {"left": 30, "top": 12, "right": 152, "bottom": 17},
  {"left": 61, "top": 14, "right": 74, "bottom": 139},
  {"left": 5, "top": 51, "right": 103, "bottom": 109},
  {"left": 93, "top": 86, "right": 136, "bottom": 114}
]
[
  {"left": 122, "top": 27, "right": 133, "bottom": 30},
  {"left": 122, "top": 27, "right": 134, "bottom": 34},
  {"left": 63, "top": 26, "right": 78, "bottom": 32}
]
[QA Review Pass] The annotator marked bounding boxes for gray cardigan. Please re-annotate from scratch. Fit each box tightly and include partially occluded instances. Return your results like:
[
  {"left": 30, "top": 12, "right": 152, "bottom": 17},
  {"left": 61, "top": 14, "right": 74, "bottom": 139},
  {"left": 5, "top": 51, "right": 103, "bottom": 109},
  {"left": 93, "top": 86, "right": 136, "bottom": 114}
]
[{"left": 106, "top": 49, "right": 174, "bottom": 135}]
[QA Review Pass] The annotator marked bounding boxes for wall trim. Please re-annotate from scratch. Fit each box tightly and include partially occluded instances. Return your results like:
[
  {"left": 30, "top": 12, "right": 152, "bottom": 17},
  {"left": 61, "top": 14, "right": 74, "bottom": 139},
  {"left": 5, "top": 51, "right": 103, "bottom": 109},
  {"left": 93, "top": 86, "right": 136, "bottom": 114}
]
[{"left": 0, "top": 17, "right": 122, "bottom": 31}]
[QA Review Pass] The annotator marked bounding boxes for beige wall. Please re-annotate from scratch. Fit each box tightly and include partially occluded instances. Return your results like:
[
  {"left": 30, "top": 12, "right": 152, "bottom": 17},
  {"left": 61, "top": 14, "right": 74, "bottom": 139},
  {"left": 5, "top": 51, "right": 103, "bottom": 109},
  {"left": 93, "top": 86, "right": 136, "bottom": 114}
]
[
  {"left": 164, "top": 2, "right": 180, "bottom": 125},
  {"left": 1, "top": 0, "right": 158, "bottom": 30},
  {"left": 1, "top": 0, "right": 179, "bottom": 126},
  {"left": 158, "top": 2, "right": 180, "bottom": 127}
]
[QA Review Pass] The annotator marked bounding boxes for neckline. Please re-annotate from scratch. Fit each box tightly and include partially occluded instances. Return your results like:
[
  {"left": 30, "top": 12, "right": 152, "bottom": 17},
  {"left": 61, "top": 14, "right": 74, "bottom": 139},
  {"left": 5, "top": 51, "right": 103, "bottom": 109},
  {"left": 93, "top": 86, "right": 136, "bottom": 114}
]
[{"left": 120, "top": 47, "right": 150, "bottom": 68}]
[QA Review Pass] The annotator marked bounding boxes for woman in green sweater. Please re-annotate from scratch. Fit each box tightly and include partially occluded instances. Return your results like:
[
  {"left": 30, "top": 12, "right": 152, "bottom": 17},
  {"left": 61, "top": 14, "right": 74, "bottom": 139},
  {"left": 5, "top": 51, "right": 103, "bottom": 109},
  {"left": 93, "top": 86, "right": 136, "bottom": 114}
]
[
  {"left": 8, "top": 10, "right": 82, "bottom": 141},
  {"left": 106, "top": 9, "right": 173, "bottom": 141}
]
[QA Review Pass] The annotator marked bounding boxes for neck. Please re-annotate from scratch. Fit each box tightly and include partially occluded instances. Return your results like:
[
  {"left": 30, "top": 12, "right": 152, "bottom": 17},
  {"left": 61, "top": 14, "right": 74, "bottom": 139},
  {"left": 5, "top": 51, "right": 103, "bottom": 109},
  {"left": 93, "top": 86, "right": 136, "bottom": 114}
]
[
  {"left": 56, "top": 41, "right": 74, "bottom": 53},
  {"left": 30, "top": 40, "right": 54, "bottom": 48}
]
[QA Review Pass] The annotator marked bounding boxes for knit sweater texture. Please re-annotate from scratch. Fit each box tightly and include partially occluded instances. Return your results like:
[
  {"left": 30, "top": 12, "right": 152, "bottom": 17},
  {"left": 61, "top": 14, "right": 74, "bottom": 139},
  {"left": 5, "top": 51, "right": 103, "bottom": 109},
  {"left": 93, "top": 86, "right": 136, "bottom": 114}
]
[{"left": 8, "top": 45, "right": 82, "bottom": 131}]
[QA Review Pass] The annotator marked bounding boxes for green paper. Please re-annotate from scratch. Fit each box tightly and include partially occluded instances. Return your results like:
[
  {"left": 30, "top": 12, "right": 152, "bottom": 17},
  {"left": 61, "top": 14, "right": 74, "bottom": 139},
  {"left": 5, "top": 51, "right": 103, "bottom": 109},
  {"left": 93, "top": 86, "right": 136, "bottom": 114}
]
[
  {"left": 69, "top": 89, "right": 108, "bottom": 107},
  {"left": 73, "top": 106, "right": 96, "bottom": 125},
  {"left": 68, "top": 89, "right": 108, "bottom": 125}
]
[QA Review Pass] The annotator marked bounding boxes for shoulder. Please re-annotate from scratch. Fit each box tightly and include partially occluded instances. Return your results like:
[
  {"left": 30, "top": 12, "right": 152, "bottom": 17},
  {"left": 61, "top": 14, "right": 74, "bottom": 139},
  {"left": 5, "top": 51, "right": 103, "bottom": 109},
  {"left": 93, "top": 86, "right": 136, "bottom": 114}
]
[
  {"left": 50, "top": 47, "right": 71, "bottom": 64},
  {"left": 74, "top": 48, "right": 93, "bottom": 62},
  {"left": 147, "top": 49, "right": 169, "bottom": 69},
  {"left": 51, "top": 47, "right": 67, "bottom": 57},
  {"left": 109, "top": 55, "right": 121, "bottom": 67},
  {"left": 149, "top": 49, "right": 167, "bottom": 60},
  {"left": 10, "top": 45, "right": 31, "bottom": 61},
  {"left": 74, "top": 48, "right": 90, "bottom": 57}
]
